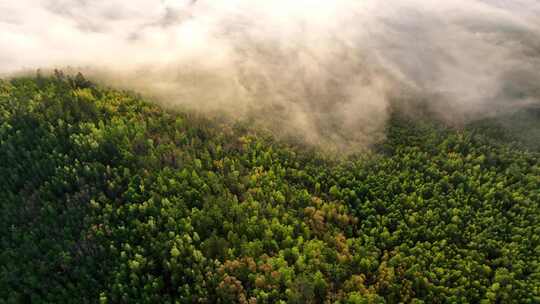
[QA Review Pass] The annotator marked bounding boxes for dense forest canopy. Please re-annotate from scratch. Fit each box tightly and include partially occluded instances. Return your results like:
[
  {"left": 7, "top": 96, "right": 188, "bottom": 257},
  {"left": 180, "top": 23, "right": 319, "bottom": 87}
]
[{"left": 1, "top": 75, "right": 539, "bottom": 303}]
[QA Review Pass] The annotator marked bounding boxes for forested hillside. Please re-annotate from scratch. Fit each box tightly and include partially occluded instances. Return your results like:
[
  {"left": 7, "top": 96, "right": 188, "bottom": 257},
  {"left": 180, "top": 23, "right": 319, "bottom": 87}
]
[{"left": 1, "top": 75, "right": 539, "bottom": 303}]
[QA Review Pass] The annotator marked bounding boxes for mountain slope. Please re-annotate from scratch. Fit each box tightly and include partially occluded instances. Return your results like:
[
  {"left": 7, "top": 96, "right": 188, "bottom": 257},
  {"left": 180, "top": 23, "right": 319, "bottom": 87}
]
[{"left": 1, "top": 75, "right": 539, "bottom": 303}]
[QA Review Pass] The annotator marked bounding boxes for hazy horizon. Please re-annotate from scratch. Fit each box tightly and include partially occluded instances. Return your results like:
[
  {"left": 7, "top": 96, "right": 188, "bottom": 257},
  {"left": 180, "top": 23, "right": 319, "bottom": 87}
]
[{"left": 2, "top": 0, "right": 539, "bottom": 150}]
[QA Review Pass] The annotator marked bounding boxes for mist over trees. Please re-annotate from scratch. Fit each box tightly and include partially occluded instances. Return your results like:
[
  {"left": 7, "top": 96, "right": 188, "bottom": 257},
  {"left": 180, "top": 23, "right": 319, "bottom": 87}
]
[
  {"left": 2, "top": 0, "right": 540, "bottom": 150},
  {"left": 2, "top": 1, "right": 540, "bottom": 303}
]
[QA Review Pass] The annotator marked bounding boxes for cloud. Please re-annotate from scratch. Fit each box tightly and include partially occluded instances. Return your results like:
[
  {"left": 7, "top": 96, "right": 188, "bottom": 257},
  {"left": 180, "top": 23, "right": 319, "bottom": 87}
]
[{"left": 1, "top": 0, "right": 539, "bottom": 150}]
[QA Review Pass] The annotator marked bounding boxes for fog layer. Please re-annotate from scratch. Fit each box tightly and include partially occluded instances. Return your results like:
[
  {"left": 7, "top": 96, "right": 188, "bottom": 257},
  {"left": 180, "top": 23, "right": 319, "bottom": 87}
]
[{"left": 1, "top": 0, "right": 539, "bottom": 150}]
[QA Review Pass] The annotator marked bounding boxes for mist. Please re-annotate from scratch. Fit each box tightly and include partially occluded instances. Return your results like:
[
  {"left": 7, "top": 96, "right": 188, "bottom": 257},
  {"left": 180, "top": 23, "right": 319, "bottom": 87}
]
[{"left": 1, "top": 0, "right": 539, "bottom": 151}]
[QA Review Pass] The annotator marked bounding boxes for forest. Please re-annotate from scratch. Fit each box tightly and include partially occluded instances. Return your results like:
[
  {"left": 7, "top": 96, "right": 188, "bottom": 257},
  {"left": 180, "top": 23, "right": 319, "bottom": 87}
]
[{"left": 1, "top": 74, "right": 539, "bottom": 303}]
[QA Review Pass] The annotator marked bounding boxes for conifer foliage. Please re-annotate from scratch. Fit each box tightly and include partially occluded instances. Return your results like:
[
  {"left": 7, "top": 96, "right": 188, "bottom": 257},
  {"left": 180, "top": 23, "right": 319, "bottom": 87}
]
[{"left": 1, "top": 75, "right": 539, "bottom": 303}]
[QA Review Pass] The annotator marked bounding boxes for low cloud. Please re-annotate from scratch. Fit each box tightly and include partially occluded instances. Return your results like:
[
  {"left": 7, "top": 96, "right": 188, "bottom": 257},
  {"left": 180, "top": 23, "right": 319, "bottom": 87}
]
[{"left": 1, "top": 0, "right": 539, "bottom": 150}]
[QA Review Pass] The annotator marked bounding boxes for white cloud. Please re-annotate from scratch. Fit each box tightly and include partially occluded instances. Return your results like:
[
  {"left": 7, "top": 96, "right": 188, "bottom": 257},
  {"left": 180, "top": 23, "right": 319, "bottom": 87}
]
[{"left": 1, "top": 0, "right": 539, "bottom": 149}]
